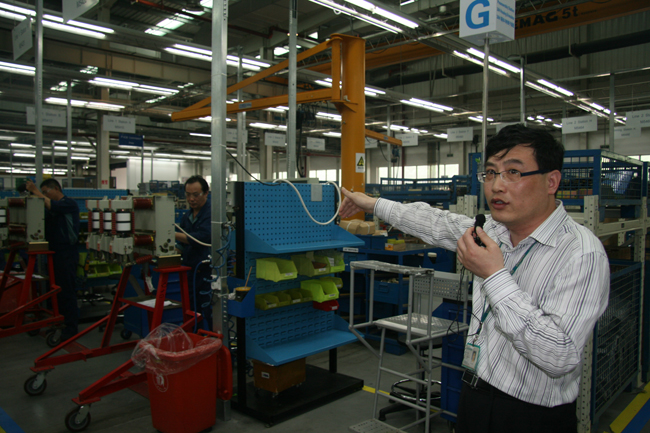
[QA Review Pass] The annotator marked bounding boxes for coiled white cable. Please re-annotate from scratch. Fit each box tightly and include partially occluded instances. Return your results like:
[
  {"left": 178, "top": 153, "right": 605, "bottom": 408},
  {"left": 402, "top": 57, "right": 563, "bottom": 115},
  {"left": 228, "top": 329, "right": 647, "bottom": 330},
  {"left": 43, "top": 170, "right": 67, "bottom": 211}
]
[
  {"left": 174, "top": 223, "right": 212, "bottom": 247},
  {"left": 273, "top": 179, "right": 341, "bottom": 226}
]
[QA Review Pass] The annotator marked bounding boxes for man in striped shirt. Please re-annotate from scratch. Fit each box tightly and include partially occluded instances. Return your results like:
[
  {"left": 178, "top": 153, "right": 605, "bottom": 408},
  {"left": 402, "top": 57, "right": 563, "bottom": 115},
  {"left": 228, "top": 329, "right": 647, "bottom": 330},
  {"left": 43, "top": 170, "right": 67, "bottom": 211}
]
[{"left": 340, "top": 124, "right": 609, "bottom": 433}]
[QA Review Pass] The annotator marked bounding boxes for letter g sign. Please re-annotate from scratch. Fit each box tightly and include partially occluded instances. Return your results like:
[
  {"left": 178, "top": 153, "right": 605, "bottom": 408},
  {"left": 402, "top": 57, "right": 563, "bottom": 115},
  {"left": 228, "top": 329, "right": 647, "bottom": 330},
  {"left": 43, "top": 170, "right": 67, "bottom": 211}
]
[{"left": 466, "top": 0, "right": 490, "bottom": 29}]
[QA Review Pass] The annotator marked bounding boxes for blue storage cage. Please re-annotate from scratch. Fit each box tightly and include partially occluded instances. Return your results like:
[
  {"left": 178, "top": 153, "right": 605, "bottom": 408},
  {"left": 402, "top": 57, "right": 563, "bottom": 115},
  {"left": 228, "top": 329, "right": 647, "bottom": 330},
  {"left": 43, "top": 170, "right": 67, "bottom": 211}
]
[
  {"left": 469, "top": 150, "right": 646, "bottom": 219},
  {"left": 366, "top": 176, "right": 470, "bottom": 209},
  {"left": 591, "top": 260, "right": 643, "bottom": 431}
]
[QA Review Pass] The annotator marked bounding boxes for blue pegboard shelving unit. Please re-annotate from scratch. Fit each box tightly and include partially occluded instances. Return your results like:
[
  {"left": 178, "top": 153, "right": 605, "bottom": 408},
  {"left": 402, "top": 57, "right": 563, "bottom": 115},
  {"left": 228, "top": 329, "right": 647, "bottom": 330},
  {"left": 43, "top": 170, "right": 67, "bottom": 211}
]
[
  {"left": 237, "top": 182, "right": 363, "bottom": 365},
  {"left": 232, "top": 181, "right": 365, "bottom": 424}
]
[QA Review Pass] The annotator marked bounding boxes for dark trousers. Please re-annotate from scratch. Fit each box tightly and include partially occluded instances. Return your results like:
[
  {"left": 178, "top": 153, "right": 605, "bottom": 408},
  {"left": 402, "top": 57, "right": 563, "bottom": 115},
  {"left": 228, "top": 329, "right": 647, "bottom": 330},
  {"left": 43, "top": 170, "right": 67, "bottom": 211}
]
[
  {"left": 51, "top": 246, "right": 79, "bottom": 333},
  {"left": 188, "top": 269, "right": 213, "bottom": 331},
  {"left": 456, "top": 381, "right": 578, "bottom": 433}
]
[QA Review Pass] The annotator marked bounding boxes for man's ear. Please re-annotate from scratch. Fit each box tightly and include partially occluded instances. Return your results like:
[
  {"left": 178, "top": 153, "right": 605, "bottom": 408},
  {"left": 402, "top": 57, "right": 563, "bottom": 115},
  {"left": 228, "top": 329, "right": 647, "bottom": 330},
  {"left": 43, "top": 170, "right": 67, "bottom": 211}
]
[{"left": 548, "top": 170, "right": 561, "bottom": 194}]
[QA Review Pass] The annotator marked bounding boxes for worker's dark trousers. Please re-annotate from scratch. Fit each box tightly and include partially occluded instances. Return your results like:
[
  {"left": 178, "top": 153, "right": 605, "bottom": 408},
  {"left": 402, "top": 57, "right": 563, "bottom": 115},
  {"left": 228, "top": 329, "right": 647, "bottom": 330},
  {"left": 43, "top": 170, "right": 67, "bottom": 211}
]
[
  {"left": 51, "top": 245, "right": 80, "bottom": 336},
  {"left": 456, "top": 381, "right": 578, "bottom": 433}
]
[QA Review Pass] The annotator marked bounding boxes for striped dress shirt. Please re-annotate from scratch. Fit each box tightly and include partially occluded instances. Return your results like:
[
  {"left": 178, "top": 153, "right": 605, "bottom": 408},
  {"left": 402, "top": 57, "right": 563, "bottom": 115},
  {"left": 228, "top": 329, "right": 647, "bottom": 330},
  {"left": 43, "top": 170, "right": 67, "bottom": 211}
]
[{"left": 374, "top": 198, "right": 610, "bottom": 407}]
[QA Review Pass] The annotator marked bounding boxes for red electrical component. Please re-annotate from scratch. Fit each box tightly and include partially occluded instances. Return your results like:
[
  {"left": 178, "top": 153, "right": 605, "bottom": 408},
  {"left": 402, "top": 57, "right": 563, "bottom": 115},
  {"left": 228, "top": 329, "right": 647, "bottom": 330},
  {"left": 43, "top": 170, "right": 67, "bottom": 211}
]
[
  {"left": 133, "top": 198, "right": 154, "bottom": 210},
  {"left": 134, "top": 235, "right": 154, "bottom": 246},
  {"left": 8, "top": 198, "right": 25, "bottom": 207}
]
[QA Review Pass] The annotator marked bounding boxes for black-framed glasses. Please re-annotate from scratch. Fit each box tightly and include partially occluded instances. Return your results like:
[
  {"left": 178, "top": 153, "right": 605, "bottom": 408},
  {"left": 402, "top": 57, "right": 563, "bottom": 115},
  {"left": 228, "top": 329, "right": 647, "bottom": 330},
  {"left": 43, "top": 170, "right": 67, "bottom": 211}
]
[
  {"left": 186, "top": 192, "right": 205, "bottom": 199},
  {"left": 477, "top": 168, "right": 551, "bottom": 184}
]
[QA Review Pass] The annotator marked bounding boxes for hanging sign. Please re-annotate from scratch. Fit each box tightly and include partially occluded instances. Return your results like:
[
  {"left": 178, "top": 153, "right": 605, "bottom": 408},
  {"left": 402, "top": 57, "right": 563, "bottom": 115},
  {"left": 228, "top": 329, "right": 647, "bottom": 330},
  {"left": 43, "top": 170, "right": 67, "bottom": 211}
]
[
  {"left": 355, "top": 153, "right": 365, "bottom": 173},
  {"left": 625, "top": 110, "right": 650, "bottom": 129},
  {"left": 119, "top": 133, "right": 144, "bottom": 147},
  {"left": 12, "top": 18, "right": 32, "bottom": 61},
  {"left": 447, "top": 127, "right": 473, "bottom": 142},
  {"left": 365, "top": 137, "right": 378, "bottom": 149},
  {"left": 396, "top": 133, "right": 418, "bottom": 147},
  {"left": 26, "top": 106, "right": 66, "bottom": 127},
  {"left": 226, "top": 128, "right": 248, "bottom": 143},
  {"left": 561, "top": 115, "right": 597, "bottom": 134},
  {"left": 614, "top": 126, "right": 641, "bottom": 140},
  {"left": 460, "top": 0, "right": 516, "bottom": 45},
  {"left": 63, "top": 0, "right": 100, "bottom": 22},
  {"left": 103, "top": 115, "right": 136, "bottom": 133},
  {"left": 307, "top": 137, "right": 325, "bottom": 151},
  {"left": 264, "top": 131, "right": 286, "bottom": 147}
]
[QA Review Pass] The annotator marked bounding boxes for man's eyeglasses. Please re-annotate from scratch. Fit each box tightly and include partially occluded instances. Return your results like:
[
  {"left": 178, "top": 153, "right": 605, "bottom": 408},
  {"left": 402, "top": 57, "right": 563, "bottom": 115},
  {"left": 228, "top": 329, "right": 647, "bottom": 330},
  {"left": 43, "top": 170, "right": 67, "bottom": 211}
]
[
  {"left": 477, "top": 168, "right": 551, "bottom": 184},
  {"left": 186, "top": 192, "right": 205, "bottom": 199}
]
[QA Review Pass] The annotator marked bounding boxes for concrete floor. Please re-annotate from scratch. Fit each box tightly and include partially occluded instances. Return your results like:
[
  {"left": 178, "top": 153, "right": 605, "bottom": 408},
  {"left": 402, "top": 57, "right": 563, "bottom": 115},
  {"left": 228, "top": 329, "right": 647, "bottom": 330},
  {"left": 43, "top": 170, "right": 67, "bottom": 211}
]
[{"left": 0, "top": 292, "right": 641, "bottom": 433}]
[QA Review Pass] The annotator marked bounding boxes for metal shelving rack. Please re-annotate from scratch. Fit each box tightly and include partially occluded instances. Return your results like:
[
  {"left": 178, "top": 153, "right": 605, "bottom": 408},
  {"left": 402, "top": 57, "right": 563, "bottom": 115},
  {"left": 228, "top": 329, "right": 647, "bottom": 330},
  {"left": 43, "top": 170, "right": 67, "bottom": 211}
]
[
  {"left": 231, "top": 181, "right": 365, "bottom": 426},
  {"left": 366, "top": 176, "right": 470, "bottom": 209}
]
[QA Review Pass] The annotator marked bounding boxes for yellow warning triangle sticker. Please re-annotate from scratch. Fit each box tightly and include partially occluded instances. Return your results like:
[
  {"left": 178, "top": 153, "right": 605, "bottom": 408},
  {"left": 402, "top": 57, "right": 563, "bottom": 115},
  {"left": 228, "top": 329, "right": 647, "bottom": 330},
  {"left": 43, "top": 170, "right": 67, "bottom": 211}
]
[{"left": 357, "top": 156, "right": 365, "bottom": 167}]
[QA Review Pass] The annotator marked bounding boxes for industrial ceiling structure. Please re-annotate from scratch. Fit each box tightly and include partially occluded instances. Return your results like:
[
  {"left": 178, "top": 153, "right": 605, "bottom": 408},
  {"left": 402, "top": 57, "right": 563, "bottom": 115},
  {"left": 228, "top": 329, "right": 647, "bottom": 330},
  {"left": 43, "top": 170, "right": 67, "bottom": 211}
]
[{"left": 0, "top": 0, "right": 649, "bottom": 176}]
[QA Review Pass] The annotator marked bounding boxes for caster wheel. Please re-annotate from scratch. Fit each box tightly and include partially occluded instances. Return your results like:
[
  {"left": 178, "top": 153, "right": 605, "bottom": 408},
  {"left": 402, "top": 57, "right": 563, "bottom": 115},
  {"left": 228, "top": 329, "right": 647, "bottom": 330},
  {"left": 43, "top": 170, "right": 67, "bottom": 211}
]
[
  {"left": 46, "top": 330, "right": 61, "bottom": 347},
  {"left": 65, "top": 407, "right": 91, "bottom": 432},
  {"left": 24, "top": 374, "right": 47, "bottom": 396},
  {"left": 120, "top": 330, "right": 132, "bottom": 340},
  {"left": 28, "top": 329, "right": 41, "bottom": 337}
]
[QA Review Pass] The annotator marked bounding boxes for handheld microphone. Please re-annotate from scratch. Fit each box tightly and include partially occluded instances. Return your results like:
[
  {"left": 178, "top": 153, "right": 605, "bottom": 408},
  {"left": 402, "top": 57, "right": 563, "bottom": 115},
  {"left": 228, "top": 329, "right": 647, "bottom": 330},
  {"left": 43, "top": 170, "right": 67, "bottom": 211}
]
[{"left": 473, "top": 214, "right": 486, "bottom": 247}]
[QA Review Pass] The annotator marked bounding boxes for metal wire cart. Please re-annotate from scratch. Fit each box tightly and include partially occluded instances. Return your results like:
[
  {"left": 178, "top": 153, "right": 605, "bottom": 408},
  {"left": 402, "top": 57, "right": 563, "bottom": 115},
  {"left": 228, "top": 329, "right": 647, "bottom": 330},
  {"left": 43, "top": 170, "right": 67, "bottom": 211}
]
[{"left": 348, "top": 260, "right": 469, "bottom": 433}]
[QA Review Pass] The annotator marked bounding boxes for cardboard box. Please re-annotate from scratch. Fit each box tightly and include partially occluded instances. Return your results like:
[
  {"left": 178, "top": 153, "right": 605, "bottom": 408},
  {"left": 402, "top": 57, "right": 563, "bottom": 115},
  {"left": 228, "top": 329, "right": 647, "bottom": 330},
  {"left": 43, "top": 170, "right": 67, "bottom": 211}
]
[
  {"left": 340, "top": 219, "right": 375, "bottom": 235},
  {"left": 252, "top": 358, "right": 306, "bottom": 394},
  {"left": 605, "top": 246, "right": 632, "bottom": 260}
]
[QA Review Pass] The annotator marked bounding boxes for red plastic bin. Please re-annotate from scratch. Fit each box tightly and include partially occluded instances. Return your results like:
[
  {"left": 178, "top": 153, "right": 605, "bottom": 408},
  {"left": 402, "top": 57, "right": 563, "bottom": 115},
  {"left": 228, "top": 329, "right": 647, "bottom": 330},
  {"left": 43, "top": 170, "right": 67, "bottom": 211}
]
[
  {"left": 312, "top": 300, "right": 339, "bottom": 311},
  {"left": 147, "top": 332, "right": 218, "bottom": 433}
]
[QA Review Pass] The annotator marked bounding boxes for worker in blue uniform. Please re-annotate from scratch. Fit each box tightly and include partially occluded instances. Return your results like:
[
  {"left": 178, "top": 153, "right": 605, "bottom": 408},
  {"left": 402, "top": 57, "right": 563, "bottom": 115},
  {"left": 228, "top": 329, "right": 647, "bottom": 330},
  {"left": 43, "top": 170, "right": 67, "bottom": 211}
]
[
  {"left": 26, "top": 178, "right": 80, "bottom": 342},
  {"left": 175, "top": 175, "right": 213, "bottom": 331}
]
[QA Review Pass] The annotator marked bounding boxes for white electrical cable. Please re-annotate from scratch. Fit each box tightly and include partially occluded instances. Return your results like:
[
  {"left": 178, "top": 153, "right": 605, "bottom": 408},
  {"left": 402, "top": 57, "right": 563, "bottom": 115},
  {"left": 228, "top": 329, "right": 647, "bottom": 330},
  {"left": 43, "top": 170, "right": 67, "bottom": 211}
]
[
  {"left": 273, "top": 179, "right": 342, "bottom": 226},
  {"left": 174, "top": 223, "right": 212, "bottom": 247}
]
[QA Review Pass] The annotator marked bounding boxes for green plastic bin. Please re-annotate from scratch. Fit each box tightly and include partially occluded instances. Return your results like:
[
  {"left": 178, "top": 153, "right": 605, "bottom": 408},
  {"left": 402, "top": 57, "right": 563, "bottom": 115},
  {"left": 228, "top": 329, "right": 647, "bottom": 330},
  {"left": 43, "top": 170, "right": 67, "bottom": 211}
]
[
  {"left": 256, "top": 258, "right": 298, "bottom": 282},
  {"left": 291, "top": 254, "right": 331, "bottom": 277},
  {"left": 300, "top": 279, "right": 339, "bottom": 303}
]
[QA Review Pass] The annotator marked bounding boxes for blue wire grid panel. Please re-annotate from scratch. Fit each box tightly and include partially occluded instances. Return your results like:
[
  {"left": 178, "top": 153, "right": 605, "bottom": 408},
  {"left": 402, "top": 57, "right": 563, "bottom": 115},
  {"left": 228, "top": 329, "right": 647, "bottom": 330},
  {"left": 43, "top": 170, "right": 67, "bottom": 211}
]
[
  {"left": 592, "top": 260, "right": 642, "bottom": 425},
  {"left": 559, "top": 150, "right": 644, "bottom": 207},
  {"left": 366, "top": 176, "right": 470, "bottom": 206},
  {"left": 469, "top": 150, "right": 646, "bottom": 212},
  {"left": 243, "top": 182, "right": 363, "bottom": 254},
  {"left": 241, "top": 181, "right": 363, "bottom": 366}
]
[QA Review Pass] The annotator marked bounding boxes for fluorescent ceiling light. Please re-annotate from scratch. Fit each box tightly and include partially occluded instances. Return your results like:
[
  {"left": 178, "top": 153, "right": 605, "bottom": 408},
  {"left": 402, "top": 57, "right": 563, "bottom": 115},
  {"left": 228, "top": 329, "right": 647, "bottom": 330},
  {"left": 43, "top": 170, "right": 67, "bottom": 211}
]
[
  {"left": 323, "top": 132, "right": 342, "bottom": 137},
  {"left": 14, "top": 153, "right": 36, "bottom": 158},
  {"left": 0, "top": 2, "right": 35, "bottom": 16},
  {"left": 469, "top": 116, "right": 493, "bottom": 123},
  {"left": 189, "top": 133, "right": 211, "bottom": 137},
  {"left": 0, "top": 135, "right": 17, "bottom": 141},
  {"left": 0, "top": 61, "right": 35, "bottom": 76},
  {"left": 309, "top": 0, "right": 402, "bottom": 33},
  {"left": 250, "top": 122, "right": 286, "bottom": 130},
  {"left": 345, "top": 0, "right": 419, "bottom": 28},
  {"left": 0, "top": 9, "right": 28, "bottom": 19},
  {"left": 316, "top": 112, "right": 342, "bottom": 121},
  {"left": 265, "top": 106, "right": 289, "bottom": 113},
  {"left": 525, "top": 81, "right": 563, "bottom": 99},
  {"left": 45, "top": 97, "right": 124, "bottom": 111},
  {"left": 10, "top": 143, "right": 33, "bottom": 147},
  {"left": 226, "top": 55, "right": 271, "bottom": 68},
  {"left": 537, "top": 79, "right": 574, "bottom": 97},
  {"left": 43, "top": 20, "right": 106, "bottom": 39},
  {"left": 89, "top": 77, "right": 138, "bottom": 90},
  {"left": 553, "top": 124, "right": 562, "bottom": 128},
  {"left": 400, "top": 97, "right": 452, "bottom": 113},
  {"left": 109, "top": 150, "right": 130, "bottom": 154},
  {"left": 434, "top": 133, "right": 448, "bottom": 139},
  {"left": 183, "top": 149, "right": 212, "bottom": 155},
  {"left": 43, "top": 15, "right": 114, "bottom": 34}
]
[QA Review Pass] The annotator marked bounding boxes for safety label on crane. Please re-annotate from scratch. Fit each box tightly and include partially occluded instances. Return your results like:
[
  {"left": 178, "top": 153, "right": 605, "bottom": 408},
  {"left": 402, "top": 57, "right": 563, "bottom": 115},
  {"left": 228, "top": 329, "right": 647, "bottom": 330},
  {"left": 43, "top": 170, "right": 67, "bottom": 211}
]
[{"left": 356, "top": 153, "right": 365, "bottom": 173}]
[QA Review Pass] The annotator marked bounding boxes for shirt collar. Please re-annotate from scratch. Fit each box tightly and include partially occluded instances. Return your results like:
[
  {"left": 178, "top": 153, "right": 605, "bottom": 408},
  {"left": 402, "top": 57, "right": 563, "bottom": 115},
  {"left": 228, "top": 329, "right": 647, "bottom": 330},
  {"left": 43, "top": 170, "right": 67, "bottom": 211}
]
[{"left": 491, "top": 199, "right": 568, "bottom": 249}]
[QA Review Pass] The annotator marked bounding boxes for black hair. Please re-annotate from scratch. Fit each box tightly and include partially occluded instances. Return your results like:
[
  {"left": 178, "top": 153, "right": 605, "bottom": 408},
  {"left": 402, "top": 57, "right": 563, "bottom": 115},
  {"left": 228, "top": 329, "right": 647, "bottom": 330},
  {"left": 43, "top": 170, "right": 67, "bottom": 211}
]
[
  {"left": 40, "top": 178, "right": 62, "bottom": 191},
  {"left": 185, "top": 175, "right": 209, "bottom": 193},
  {"left": 485, "top": 123, "right": 564, "bottom": 172}
]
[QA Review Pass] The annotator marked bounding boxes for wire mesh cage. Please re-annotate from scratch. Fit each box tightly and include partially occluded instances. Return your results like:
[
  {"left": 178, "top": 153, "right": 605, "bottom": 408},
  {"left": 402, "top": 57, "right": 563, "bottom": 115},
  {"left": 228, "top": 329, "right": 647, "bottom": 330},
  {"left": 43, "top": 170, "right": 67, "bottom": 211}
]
[{"left": 593, "top": 260, "right": 642, "bottom": 420}]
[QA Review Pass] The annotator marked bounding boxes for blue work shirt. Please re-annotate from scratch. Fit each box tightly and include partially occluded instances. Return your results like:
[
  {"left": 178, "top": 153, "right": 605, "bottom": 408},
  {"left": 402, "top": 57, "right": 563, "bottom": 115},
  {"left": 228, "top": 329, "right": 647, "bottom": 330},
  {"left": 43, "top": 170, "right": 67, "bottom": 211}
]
[
  {"left": 46, "top": 195, "right": 80, "bottom": 249},
  {"left": 178, "top": 199, "right": 211, "bottom": 270}
]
